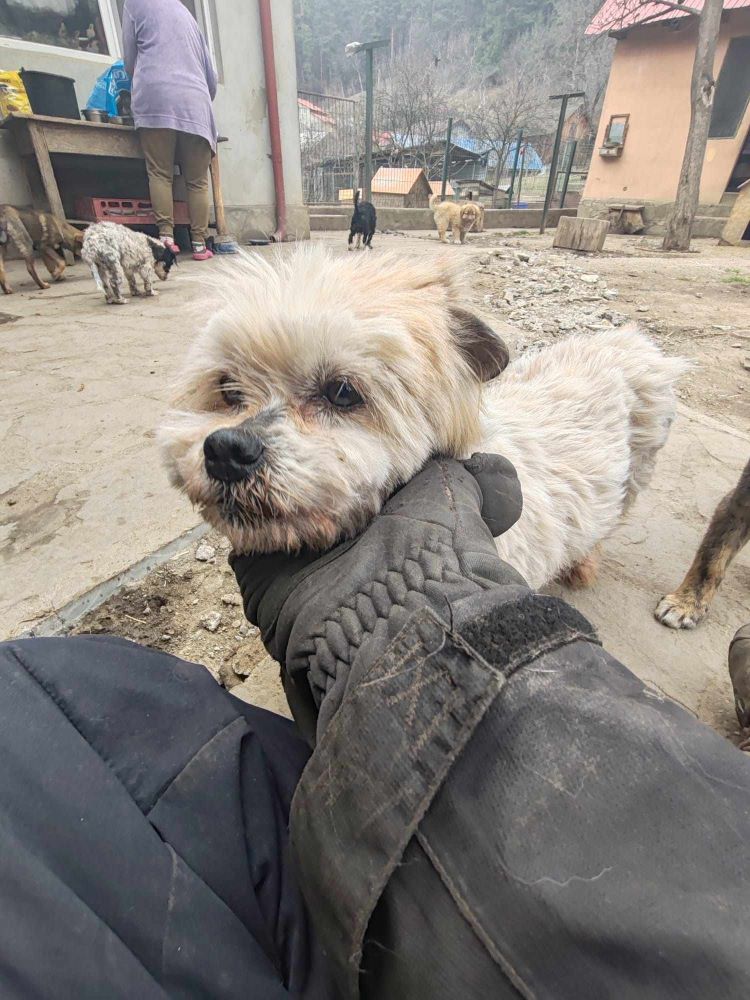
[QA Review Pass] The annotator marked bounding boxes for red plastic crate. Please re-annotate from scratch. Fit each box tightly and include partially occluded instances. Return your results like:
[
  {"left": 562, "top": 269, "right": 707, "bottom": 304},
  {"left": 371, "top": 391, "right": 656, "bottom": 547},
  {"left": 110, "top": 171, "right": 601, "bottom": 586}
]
[{"left": 74, "top": 197, "right": 190, "bottom": 226}]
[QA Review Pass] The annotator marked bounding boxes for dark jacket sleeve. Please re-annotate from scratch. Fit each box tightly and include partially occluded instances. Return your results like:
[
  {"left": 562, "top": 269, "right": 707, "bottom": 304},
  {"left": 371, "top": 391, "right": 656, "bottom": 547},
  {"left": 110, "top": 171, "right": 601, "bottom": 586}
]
[{"left": 290, "top": 596, "right": 750, "bottom": 1000}]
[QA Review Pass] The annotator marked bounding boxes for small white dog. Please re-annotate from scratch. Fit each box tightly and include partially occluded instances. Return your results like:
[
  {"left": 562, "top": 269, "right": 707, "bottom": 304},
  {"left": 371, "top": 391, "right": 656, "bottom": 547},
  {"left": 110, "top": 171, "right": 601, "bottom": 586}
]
[
  {"left": 160, "top": 246, "right": 685, "bottom": 588},
  {"left": 82, "top": 222, "right": 177, "bottom": 304}
]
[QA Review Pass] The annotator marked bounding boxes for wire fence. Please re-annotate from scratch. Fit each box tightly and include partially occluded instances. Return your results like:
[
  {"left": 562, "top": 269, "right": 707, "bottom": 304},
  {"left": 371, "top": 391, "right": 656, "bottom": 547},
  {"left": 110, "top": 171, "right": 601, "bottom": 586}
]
[
  {"left": 298, "top": 90, "right": 595, "bottom": 208},
  {"left": 298, "top": 91, "right": 358, "bottom": 205}
]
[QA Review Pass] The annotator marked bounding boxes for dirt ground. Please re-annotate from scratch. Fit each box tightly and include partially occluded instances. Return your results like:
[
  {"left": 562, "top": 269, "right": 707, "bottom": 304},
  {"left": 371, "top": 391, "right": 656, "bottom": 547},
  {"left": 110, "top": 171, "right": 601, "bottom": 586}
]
[{"left": 7, "top": 227, "right": 750, "bottom": 743}]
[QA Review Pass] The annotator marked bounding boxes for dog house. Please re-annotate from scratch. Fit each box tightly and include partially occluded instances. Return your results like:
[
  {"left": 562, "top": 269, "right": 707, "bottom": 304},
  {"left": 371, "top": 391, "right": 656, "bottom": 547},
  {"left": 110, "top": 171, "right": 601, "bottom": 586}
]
[{"left": 371, "top": 167, "right": 432, "bottom": 208}]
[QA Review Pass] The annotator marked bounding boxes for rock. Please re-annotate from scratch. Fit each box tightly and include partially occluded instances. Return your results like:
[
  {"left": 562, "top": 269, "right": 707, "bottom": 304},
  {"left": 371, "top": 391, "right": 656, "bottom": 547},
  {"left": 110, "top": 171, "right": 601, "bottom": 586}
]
[
  {"left": 477, "top": 254, "right": 491, "bottom": 266},
  {"left": 221, "top": 592, "right": 242, "bottom": 606},
  {"left": 636, "top": 305, "right": 649, "bottom": 313},
  {"left": 601, "top": 288, "right": 618, "bottom": 300},
  {"left": 195, "top": 541, "right": 216, "bottom": 562},
  {"left": 579, "top": 273, "right": 599, "bottom": 284},
  {"left": 160, "top": 633, "right": 172, "bottom": 642},
  {"left": 514, "top": 251, "right": 531, "bottom": 263},
  {"left": 733, "top": 343, "right": 743, "bottom": 349},
  {"left": 743, "top": 357, "right": 750, "bottom": 372},
  {"left": 200, "top": 611, "right": 223, "bottom": 633},
  {"left": 238, "top": 621, "right": 260, "bottom": 639},
  {"left": 712, "top": 324, "right": 732, "bottom": 332}
]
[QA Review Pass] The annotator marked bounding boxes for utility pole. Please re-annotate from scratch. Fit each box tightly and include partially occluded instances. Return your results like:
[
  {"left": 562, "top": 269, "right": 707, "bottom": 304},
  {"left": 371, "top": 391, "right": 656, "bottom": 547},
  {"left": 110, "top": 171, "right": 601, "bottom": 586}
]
[
  {"left": 507, "top": 129, "right": 523, "bottom": 209},
  {"left": 440, "top": 117, "right": 453, "bottom": 199},
  {"left": 540, "top": 91, "right": 584, "bottom": 235},
  {"left": 346, "top": 39, "right": 388, "bottom": 202}
]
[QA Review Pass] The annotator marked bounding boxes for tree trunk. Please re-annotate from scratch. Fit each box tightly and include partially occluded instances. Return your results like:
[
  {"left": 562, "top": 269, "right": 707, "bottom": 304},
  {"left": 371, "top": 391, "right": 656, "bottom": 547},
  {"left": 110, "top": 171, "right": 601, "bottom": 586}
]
[
  {"left": 662, "top": 0, "right": 723, "bottom": 251},
  {"left": 492, "top": 153, "right": 502, "bottom": 208}
]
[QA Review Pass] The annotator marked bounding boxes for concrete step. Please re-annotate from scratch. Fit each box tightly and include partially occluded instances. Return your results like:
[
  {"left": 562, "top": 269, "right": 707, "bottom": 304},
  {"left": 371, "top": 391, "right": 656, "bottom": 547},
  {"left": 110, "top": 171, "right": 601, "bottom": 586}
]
[
  {"left": 697, "top": 202, "right": 733, "bottom": 219},
  {"left": 720, "top": 192, "right": 738, "bottom": 207},
  {"left": 310, "top": 213, "right": 349, "bottom": 232},
  {"left": 692, "top": 216, "right": 726, "bottom": 238}
]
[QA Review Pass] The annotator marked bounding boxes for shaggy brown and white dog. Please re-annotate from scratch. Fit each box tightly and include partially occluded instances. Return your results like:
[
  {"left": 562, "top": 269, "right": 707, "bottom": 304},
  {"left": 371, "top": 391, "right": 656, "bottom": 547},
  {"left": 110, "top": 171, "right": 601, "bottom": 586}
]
[
  {"left": 430, "top": 195, "right": 479, "bottom": 244},
  {"left": 82, "top": 221, "right": 176, "bottom": 305},
  {"left": 160, "top": 246, "right": 685, "bottom": 588}
]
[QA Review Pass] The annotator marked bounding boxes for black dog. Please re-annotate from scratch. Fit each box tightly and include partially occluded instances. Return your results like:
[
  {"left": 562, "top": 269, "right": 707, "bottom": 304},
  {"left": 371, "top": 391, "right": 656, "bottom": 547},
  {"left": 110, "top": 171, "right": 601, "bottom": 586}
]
[{"left": 348, "top": 189, "right": 376, "bottom": 250}]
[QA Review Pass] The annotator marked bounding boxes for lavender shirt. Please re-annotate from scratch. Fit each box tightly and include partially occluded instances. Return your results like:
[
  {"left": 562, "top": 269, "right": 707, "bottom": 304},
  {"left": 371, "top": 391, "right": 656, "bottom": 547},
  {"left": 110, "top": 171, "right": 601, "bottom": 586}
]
[{"left": 122, "top": 0, "right": 218, "bottom": 151}]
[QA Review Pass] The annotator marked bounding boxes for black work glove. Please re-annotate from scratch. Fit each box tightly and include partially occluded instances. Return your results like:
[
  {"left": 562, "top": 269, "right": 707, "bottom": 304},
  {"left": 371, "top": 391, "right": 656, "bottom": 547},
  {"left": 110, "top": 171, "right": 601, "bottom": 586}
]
[{"left": 231, "top": 455, "right": 526, "bottom": 743}]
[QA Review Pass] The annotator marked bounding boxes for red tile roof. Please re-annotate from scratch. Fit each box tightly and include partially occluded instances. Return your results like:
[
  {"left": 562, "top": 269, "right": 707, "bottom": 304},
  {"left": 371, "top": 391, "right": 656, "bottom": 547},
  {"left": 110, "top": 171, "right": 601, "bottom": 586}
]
[{"left": 587, "top": 0, "right": 750, "bottom": 35}]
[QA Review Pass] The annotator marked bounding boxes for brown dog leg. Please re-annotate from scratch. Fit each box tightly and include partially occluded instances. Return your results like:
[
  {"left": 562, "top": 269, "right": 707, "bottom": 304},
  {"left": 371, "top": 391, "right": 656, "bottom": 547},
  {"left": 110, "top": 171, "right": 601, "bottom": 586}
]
[
  {"left": 25, "top": 255, "right": 50, "bottom": 291},
  {"left": 0, "top": 244, "right": 11, "bottom": 294},
  {"left": 559, "top": 547, "right": 600, "bottom": 589},
  {"left": 41, "top": 247, "right": 66, "bottom": 281},
  {"left": 655, "top": 458, "right": 750, "bottom": 629}
]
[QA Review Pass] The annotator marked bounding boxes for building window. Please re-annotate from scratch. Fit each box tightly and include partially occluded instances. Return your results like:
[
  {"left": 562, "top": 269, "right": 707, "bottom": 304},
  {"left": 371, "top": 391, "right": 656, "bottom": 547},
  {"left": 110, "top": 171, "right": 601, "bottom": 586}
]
[
  {"left": 709, "top": 36, "right": 750, "bottom": 140},
  {"left": 0, "top": 0, "right": 111, "bottom": 53},
  {"left": 604, "top": 114, "right": 629, "bottom": 148}
]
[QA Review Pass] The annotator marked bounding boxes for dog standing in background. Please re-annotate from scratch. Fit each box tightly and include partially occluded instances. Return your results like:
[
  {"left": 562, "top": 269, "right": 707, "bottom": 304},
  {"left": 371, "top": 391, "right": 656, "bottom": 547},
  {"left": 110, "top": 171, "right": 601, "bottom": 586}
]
[
  {"left": 160, "top": 245, "right": 685, "bottom": 589},
  {"left": 82, "top": 221, "right": 176, "bottom": 304},
  {"left": 348, "top": 189, "right": 377, "bottom": 250},
  {"left": 430, "top": 195, "right": 479, "bottom": 244},
  {"left": 0, "top": 205, "right": 84, "bottom": 294}
]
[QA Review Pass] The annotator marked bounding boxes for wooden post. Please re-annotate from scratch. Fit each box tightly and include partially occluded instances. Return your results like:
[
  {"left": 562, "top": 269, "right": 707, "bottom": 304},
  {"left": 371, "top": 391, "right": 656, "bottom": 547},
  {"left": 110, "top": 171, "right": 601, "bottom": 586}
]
[
  {"left": 209, "top": 150, "right": 228, "bottom": 238},
  {"left": 27, "top": 121, "right": 65, "bottom": 219},
  {"left": 720, "top": 179, "right": 750, "bottom": 246},
  {"left": 552, "top": 216, "right": 609, "bottom": 252}
]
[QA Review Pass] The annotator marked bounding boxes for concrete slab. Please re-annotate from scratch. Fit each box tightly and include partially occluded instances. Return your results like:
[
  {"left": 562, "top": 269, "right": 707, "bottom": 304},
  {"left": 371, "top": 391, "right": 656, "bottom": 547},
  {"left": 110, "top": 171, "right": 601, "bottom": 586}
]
[{"left": 0, "top": 258, "right": 211, "bottom": 637}]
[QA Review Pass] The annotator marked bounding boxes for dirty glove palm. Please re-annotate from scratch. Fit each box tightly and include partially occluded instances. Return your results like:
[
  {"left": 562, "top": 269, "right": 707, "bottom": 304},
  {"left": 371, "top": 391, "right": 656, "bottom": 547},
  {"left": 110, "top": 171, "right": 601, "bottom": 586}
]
[{"left": 231, "top": 456, "right": 525, "bottom": 742}]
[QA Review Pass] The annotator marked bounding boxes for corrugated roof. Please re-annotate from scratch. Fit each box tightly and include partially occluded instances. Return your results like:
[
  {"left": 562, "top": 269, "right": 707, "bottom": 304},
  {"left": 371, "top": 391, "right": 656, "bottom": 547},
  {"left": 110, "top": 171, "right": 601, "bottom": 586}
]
[
  {"left": 587, "top": 0, "right": 750, "bottom": 35},
  {"left": 371, "top": 167, "right": 428, "bottom": 194},
  {"left": 428, "top": 179, "right": 455, "bottom": 196}
]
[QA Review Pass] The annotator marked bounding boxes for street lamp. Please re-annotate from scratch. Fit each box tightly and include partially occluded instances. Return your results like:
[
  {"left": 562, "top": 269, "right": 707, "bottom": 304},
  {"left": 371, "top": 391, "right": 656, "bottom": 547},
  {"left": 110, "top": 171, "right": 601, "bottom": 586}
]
[{"left": 346, "top": 38, "right": 388, "bottom": 202}]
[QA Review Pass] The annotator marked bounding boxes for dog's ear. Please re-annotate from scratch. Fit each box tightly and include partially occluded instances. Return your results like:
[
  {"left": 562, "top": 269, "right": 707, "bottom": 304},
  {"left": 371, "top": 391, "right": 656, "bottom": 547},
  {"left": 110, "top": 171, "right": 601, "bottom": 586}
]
[{"left": 449, "top": 307, "right": 509, "bottom": 382}]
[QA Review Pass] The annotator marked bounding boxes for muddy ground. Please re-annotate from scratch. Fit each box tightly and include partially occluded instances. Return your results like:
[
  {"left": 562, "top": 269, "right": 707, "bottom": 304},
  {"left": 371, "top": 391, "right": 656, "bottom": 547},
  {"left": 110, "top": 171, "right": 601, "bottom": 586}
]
[{"left": 70, "top": 229, "right": 750, "bottom": 739}]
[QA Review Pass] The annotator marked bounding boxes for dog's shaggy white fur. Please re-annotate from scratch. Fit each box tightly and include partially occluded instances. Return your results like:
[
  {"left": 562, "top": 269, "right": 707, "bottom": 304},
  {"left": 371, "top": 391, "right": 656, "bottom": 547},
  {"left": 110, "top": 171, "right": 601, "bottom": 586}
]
[
  {"left": 160, "top": 245, "right": 685, "bottom": 587},
  {"left": 82, "top": 222, "right": 173, "bottom": 304}
]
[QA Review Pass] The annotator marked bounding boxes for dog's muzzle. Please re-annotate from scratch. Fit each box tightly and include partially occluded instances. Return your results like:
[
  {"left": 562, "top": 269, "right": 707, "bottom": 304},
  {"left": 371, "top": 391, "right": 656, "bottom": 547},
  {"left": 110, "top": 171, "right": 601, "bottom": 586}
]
[{"left": 204, "top": 426, "right": 264, "bottom": 483}]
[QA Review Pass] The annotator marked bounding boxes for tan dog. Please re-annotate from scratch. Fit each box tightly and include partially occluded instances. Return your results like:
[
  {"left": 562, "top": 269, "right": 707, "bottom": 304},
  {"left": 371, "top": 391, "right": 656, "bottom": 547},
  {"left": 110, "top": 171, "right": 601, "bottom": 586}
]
[
  {"left": 0, "top": 205, "right": 83, "bottom": 294},
  {"left": 429, "top": 195, "right": 478, "bottom": 244},
  {"left": 160, "top": 246, "right": 685, "bottom": 588}
]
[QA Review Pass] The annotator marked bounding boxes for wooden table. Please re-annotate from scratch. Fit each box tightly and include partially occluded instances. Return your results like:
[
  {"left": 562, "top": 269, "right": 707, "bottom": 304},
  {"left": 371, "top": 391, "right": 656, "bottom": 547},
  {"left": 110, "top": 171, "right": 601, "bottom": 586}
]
[{"left": 2, "top": 113, "right": 143, "bottom": 219}]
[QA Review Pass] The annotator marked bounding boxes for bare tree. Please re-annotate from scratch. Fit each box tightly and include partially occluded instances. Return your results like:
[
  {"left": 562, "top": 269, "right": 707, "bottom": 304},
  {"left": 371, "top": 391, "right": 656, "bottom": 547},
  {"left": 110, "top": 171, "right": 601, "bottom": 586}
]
[
  {"left": 373, "top": 52, "right": 454, "bottom": 172},
  {"left": 600, "top": 0, "right": 724, "bottom": 251},
  {"left": 465, "top": 75, "right": 549, "bottom": 205}
]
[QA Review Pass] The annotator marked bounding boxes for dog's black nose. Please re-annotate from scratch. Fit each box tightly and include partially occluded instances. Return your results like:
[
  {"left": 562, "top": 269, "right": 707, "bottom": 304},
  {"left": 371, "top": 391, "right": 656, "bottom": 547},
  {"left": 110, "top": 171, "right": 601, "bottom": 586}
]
[{"left": 204, "top": 427, "right": 264, "bottom": 482}]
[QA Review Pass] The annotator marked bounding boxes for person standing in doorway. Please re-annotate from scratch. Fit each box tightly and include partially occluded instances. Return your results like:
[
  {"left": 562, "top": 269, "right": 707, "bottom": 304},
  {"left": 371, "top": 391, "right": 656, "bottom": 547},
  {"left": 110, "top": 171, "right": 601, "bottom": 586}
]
[{"left": 122, "top": 0, "right": 218, "bottom": 261}]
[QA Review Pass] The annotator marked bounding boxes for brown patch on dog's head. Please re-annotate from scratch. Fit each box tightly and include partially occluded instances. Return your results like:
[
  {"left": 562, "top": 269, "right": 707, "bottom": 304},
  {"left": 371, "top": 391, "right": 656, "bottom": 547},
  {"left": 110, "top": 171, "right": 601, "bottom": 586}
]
[{"left": 159, "top": 245, "right": 509, "bottom": 554}]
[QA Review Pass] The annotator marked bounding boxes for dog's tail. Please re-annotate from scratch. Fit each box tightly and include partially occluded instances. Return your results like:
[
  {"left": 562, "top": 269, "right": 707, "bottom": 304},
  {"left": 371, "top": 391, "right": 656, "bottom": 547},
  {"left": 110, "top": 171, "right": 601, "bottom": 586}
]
[
  {"left": 429, "top": 193, "right": 442, "bottom": 209},
  {"left": 354, "top": 188, "right": 360, "bottom": 209},
  {"left": 595, "top": 326, "right": 690, "bottom": 500}
]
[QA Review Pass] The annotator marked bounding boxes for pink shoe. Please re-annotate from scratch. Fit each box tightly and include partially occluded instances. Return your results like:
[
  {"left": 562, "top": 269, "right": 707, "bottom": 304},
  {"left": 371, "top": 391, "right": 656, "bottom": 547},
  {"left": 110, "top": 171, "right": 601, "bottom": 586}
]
[
  {"left": 160, "top": 236, "right": 180, "bottom": 254},
  {"left": 192, "top": 243, "right": 214, "bottom": 261}
]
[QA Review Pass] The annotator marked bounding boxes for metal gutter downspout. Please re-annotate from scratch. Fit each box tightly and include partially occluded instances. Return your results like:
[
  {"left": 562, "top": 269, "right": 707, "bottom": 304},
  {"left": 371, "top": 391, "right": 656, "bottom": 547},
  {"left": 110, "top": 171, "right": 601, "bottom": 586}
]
[{"left": 258, "top": 0, "right": 287, "bottom": 241}]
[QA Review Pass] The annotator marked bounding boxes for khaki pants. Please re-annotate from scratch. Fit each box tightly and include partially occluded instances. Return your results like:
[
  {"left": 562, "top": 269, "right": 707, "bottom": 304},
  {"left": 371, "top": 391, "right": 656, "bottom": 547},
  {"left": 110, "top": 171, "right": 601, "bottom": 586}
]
[{"left": 139, "top": 128, "right": 212, "bottom": 242}]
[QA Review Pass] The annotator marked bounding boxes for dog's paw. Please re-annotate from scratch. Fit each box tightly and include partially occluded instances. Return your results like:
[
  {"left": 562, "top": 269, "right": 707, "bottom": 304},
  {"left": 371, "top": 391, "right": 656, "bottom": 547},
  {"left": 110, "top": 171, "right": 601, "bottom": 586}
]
[
  {"left": 654, "top": 592, "right": 706, "bottom": 629},
  {"left": 110, "top": 297, "right": 128, "bottom": 305},
  {"left": 38, "top": 281, "right": 50, "bottom": 290}
]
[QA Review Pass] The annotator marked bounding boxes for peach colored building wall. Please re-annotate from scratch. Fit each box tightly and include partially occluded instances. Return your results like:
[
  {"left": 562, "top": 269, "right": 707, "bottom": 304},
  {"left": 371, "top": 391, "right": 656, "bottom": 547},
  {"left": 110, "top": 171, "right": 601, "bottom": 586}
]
[{"left": 582, "top": 9, "right": 750, "bottom": 206}]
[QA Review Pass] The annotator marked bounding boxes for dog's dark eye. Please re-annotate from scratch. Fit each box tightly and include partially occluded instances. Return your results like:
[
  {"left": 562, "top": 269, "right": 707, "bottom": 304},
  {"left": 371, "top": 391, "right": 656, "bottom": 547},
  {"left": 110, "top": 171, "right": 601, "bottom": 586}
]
[
  {"left": 323, "top": 379, "right": 362, "bottom": 409},
  {"left": 219, "top": 375, "right": 244, "bottom": 409}
]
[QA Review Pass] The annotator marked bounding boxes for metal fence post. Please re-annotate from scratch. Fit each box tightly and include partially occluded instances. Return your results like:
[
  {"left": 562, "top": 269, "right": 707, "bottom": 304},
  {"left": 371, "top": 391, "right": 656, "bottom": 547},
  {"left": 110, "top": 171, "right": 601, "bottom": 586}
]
[
  {"left": 540, "top": 91, "right": 584, "bottom": 235},
  {"left": 507, "top": 129, "right": 523, "bottom": 209},
  {"left": 559, "top": 139, "right": 577, "bottom": 210},
  {"left": 440, "top": 117, "right": 453, "bottom": 199},
  {"left": 364, "top": 48, "right": 374, "bottom": 202}
]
